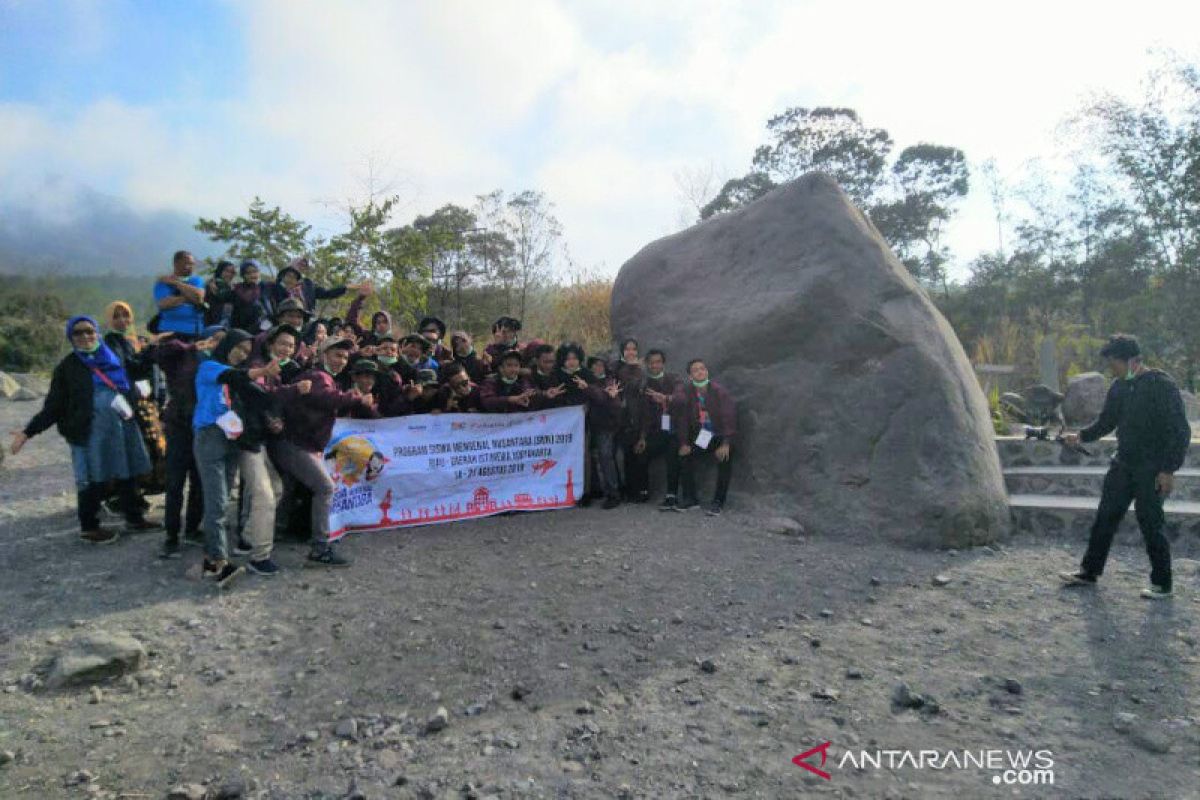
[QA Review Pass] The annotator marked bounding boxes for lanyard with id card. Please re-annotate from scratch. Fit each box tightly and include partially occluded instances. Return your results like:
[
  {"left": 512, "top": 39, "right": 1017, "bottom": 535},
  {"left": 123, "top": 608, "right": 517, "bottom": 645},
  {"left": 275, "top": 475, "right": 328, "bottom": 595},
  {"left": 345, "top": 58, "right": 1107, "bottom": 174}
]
[{"left": 87, "top": 365, "right": 135, "bottom": 421}]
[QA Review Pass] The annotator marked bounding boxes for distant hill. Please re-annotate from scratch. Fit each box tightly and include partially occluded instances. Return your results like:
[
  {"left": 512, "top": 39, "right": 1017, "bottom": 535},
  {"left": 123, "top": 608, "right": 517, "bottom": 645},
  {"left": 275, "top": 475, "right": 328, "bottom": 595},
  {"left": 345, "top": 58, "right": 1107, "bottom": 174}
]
[{"left": 0, "top": 179, "right": 219, "bottom": 276}]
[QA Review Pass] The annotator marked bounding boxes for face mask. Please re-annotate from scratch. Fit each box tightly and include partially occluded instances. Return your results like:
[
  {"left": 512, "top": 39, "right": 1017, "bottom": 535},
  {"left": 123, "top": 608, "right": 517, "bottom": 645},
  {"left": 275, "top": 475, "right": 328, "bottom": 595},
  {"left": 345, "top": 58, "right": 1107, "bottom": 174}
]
[
  {"left": 562, "top": 365, "right": 580, "bottom": 374},
  {"left": 277, "top": 358, "right": 291, "bottom": 366},
  {"left": 501, "top": 375, "right": 518, "bottom": 385},
  {"left": 79, "top": 340, "right": 101, "bottom": 354},
  {"left": 648, "top": 370, "right": 664, "bottom": 379},
  {"left": 378, "top": 356, "right": 398, "bottom": 366},
  {"left": 691, "top": 378, "right": 710, "bottom": 388},
  {"left": 403, "top": 354, "right": 418, "bottom": 366}
]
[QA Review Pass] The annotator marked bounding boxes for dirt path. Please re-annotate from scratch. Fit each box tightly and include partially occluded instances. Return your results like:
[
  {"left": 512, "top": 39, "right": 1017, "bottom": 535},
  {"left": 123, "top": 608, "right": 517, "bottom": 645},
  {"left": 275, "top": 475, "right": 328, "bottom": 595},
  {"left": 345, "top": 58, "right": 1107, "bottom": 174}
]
[{"left": 1, "top": 401, "right": 1198, "bottom": 799}]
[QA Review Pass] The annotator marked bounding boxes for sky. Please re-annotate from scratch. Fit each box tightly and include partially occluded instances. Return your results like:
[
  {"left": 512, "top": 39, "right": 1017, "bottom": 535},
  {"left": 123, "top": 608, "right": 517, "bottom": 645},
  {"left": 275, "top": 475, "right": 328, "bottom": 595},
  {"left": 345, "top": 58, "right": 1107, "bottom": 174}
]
[{"left": 2, "top": 0, "right": 1200, "bottom": 278}]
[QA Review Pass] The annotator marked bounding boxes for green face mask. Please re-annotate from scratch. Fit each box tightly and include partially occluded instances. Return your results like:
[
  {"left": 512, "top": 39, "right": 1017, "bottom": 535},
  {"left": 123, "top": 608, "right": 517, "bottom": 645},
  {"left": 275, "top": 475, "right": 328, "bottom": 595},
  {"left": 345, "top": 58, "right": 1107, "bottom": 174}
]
[
  {"left": 277, "top": 358, "right": 291, "bottom": 367},
  {"left": 648, "top": 370, "right": 664, "bottom": 379},
  {"left": 501, "top": 374, "right": 518, "bottom": 385},
  {"left": 80, "top": 340, "right": 101, "bottom": 354},
  {"left": 378, "top": 356, "right": 398, "bottom": 366},
  {"left": 691, "top": 378, "right": 710, "bottom": 388},
  {"left": 562, "top": 365, "right": 580, "bottom": 375}
]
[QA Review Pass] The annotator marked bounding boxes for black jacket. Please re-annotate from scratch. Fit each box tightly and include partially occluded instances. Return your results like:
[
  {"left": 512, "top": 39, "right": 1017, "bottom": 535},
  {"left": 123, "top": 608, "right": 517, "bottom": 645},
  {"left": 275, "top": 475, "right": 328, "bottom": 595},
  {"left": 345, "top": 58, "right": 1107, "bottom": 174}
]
[
  {"left": 1080, "top": 369, "right": 1192, "bottom": 473},
  {"left": 103, "top": 332, "right": 155, "bottom": 383},
  {"left": 217, "top": 369, "right": 276, "bottom": 453},
  {"left": 24, "top": 353, "right": 134, "bottom": 446}
]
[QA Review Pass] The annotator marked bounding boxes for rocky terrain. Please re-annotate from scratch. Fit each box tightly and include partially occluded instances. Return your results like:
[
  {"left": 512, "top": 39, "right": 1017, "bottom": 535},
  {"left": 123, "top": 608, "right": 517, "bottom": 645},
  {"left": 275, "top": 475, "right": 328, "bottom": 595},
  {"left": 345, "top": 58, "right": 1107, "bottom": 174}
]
[{"left": 1, "top": 400, "right": 1199, "bottom": 799}]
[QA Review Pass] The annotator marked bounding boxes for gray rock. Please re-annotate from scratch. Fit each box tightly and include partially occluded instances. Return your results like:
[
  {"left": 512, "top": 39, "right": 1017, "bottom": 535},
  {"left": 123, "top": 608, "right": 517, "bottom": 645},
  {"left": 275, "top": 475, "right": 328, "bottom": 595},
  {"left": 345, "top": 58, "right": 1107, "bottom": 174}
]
[
  {"left": 1129, "top": 725, "right": 1171, "bottom": 754},
  {"left": 763, "top": 516, "right": 805, "bottom": 536},
  {"left": 931, "top": 574, "right": 951, "bottom": 587},
  {"left": 1003, "top": 678, "right": 1022, "bottom": 695},
  {"left": 47, "top": 631, "right": 147, "bottom": 689},
  {"left": 167, "top": 784, "right": 207, "bottom": 800},
  {"left": 1113, "top": 712, "right": 1137, "bottom": 733},
  {"left": 335, "top": 718, "right": 358, "bottom": 739},
  {"left": 610, "top": 173, "right": 1009, "bottom": 548},
  {"left": 424, "top": 706, "right": 449, "bottom": 734},
  {"left": 10, "top": 387, "right": 39, "bottom": 402},
  {"left": 214, "top": 776, "right": 247, "bottom": 799},
  {"left": 1062, "top": 372, "right": 1108, "bottom": 427},
  {"left": 0, "top": 749, "right": 14, "bottom": 766},
  {"left": 9, "top": 373, "right": 49, "bottom": 396},
  {"left": 0, "top": 372, "right": 20, "bottom": 400},
  {"left": 301, "top": 730, "right": 320, "bottom": 742},
  {"left": 698, "top": 658, "right": 717, "bottom": 674}
]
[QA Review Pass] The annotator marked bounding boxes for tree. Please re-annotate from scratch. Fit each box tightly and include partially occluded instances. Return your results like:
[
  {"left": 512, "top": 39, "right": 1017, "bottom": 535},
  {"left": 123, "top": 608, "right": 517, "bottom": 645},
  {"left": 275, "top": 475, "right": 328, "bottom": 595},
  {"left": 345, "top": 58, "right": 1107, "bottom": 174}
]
[
  {"left": 749, "top": 107, "right": 893, "bottom": 207},
  {"left": 477, "top": 190, "right": 564, "bottom": 320},
  {"left": 195, "top": 197, "right": 312, "bottom": 275}
]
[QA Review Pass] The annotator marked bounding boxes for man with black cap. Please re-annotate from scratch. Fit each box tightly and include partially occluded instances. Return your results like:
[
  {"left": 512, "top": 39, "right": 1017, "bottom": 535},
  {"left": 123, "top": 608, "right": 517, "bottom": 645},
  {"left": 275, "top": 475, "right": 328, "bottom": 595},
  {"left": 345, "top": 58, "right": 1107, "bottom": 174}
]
[
  {"left": 274, "top": 336, "right": 377, "bottom": 567},
  {"left": 1060, "top": 334, "right": 1191, "bottom": 599}
]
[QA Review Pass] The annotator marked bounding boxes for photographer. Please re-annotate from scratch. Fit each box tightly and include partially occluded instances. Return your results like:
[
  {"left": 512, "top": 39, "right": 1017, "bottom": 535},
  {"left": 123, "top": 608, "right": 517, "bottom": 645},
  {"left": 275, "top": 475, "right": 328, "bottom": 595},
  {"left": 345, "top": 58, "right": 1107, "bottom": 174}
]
[{"left": 1060, "top": 334, "right": 1191, "bottom": 599}]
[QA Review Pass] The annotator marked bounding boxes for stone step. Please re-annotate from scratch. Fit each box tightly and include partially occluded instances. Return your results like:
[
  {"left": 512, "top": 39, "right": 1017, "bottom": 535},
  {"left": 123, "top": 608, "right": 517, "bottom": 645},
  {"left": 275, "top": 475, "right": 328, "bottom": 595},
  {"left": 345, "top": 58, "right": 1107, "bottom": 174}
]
[
  {"left": 1004, "top": 467, "right": 1200, "bottom": 501},
  {"left": 1009, "top": 493, "right": 1200, "bottom": 541},
  {"left": 996, "top": 436, "right": 1200, "bottom": 469}
]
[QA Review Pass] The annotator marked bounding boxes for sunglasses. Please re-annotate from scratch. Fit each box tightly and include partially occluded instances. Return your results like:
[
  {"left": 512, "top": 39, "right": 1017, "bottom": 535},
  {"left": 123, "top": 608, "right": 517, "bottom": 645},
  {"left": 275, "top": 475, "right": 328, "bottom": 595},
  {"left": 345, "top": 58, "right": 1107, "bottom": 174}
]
[{"left": 71, "top": 327, "right": 97, "bottom": 337}]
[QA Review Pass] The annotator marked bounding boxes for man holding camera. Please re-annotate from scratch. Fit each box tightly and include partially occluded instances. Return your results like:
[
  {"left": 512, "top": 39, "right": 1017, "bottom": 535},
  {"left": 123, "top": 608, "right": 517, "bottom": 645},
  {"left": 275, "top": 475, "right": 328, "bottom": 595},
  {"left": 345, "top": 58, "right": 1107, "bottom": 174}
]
[{"left": 1059, "top": 334, "right": 1191, "bottom": 599}]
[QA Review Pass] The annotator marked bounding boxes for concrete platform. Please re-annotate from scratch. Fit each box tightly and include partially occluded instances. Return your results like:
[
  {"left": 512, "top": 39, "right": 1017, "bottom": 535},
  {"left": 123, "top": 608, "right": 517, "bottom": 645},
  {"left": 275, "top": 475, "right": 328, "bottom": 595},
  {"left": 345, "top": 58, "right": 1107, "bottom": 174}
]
[
  {"left": 1004, "top": 467, "right": 1200, "bottom": 501},
  {"left": 1009, "top": 492, "right": 1200, "bottom": 540},
  {"left": 995, "top": 436, "right": 1200, "bottom": 469}
]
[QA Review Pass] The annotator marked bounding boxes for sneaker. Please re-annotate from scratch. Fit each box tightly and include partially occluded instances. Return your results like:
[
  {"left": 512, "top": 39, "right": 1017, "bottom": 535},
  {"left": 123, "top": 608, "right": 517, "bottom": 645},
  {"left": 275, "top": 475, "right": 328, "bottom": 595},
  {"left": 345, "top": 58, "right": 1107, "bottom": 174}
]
[
  {"left": 80, "top": 528, "right": 119, "bottom": 545},
  {"left": 247, "top": 558, "right": 281, "bottom": 577},
  {"left": 232, "top": 537, "right": 253, "bottom": 556},
  {"left": 1058, "top": 570, "right": 1097, "bottom": 587},
  {"left": 158, "top": 538, "right": 182, "bottom": 559},
  {"left": 602, "top": 495, "right": 621, "bottom": 510},
  {"left": 1140, "top": 585, "right": 1173, "bottom": 599},
  {"left": 675, "top": 497, "right": 699, "bottom": 512},
  {"left": 306, "top": 546, "right": 351, "bottom": 568},
  {"left": 101, "top": 498, "right": 124, "bottom": 518},
  {"left": 203, "top": 559, "right": 243, "bottom": 588},
  {"left": 124, "top": 517, "right": 162, "bottom": 532},
  {"left": 705, "top": 502, "right": 724, "bottom": 517},
  {"left": 658, "top": 495, "right": 678, "bottom": 512}
]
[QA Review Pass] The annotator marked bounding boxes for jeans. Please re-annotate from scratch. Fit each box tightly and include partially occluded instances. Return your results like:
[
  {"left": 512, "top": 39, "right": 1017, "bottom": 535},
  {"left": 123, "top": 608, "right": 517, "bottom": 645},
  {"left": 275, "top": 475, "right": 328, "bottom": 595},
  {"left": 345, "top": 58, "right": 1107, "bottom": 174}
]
[
  {"left": 679, "top": 434, "right": 733, "bottom": 505},
  {"left": 271, "top": 439, "right": 334, "bottom": 547},
  {"left": 1081, "top": 462, "right": 1172, "bottom": 591},
  {"left": 238, "top": 449, "right": 276, "bottom": 561},
  {"left": 163, "top": 418, "right": 203, "bottom": 539},
  {"left": 194, "top": 424, "right": 239, "bottom": 561},
  {"left": 590, "top": 430, "right": 621, "bottom": 498}
]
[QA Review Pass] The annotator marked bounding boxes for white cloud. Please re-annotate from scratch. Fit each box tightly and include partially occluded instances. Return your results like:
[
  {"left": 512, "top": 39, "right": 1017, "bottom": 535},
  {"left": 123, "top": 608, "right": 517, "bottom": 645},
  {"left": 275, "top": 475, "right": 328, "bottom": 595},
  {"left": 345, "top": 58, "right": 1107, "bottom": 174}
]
[{"left": 3, "top": 0, "right": 1200, "bottom": 278}]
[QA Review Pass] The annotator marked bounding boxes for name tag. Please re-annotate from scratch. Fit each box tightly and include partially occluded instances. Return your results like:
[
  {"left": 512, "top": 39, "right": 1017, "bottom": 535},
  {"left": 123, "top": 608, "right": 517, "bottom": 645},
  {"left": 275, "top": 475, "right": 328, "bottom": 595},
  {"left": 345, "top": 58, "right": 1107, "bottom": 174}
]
[
  {"left": 695, "top": 429, "right": 713, "bottom": 449},
  {"left": 661, "top": 413, "right": 671, "bottom": 432},
  {"left": 135, "top": 380, "right": 152, "bottom": 399}
]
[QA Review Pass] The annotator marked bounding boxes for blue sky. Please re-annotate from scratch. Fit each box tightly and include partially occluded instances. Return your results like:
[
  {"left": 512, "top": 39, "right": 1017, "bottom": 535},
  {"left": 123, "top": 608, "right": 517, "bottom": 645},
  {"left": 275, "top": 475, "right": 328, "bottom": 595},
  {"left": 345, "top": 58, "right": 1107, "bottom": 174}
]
[{"left": 2, "top": 0, "right": 1200, "bottom": 277}]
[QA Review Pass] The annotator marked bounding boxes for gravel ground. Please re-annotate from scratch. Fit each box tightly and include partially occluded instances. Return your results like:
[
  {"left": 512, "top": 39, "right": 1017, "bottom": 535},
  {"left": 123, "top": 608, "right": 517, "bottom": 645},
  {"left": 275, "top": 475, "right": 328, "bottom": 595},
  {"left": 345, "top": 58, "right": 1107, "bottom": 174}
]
[{"left": 1, "top": 400, "right": 1199, "bottom": 800}]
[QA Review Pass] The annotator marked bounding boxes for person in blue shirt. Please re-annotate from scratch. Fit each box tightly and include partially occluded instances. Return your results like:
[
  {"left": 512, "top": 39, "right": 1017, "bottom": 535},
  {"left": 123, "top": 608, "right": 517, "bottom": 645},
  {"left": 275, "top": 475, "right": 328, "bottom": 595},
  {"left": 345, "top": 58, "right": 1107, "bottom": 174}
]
[{"left": 153, "top": 250, "right": 208, "bottom": 340}]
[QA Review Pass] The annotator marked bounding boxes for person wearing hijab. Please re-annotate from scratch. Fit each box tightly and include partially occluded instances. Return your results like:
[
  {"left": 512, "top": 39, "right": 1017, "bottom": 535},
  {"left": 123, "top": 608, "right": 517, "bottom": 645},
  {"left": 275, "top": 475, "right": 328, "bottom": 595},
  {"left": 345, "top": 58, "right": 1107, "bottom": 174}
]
[
  {"left": 443, "top": 331, "right": 488, "bottom": 384},
  {"left": 102, "top": 301, "right": 170, "bottom": 515},
  {"left": 193, "top": 328, "right": 287, "bottom": 585},
  {"left": 11, "top": 316, "right": 160, "bottom": 543}
]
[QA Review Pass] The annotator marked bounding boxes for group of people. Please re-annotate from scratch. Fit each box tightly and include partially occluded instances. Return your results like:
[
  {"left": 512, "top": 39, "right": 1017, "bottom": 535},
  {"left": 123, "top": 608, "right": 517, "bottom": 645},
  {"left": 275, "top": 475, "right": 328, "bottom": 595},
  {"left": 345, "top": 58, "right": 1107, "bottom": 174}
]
[{"left": 9, "top": 251, "right": 737, "bottom": 587}]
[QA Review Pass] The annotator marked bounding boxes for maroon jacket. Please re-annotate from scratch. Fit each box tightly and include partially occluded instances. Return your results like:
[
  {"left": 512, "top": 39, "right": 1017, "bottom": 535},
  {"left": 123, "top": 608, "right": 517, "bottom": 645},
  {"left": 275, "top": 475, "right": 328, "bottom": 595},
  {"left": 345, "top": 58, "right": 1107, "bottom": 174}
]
[
  {"left": 478, "top": 375, "right": 533, "bottom": 413},
  {"left": 433, "top": 383, "right": 482, "bottom": 413},
  {"left": 283, "top": 368, "right": 378, "bottom": 452},
  {"left": 585, "top": 381, "right": 622, "bottom": 432},
  {"left": 153, "top": 338, "right": 202, "bottom": 427},
  {"left": 641, "top": 371, "right": 683, "bottom": 436},
  {"left": 673, "top": 379, "right": 737, "bottom": 447}
]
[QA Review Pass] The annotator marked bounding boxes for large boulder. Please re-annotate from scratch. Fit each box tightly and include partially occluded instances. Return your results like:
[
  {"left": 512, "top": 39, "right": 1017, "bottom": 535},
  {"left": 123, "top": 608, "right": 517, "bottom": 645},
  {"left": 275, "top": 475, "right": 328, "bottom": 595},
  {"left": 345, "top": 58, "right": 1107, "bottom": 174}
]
[
  {"left": 610, "top": 173, "right": 1008, "bottom": 548},
  {"left": 1062, "top": 372, "right": 1108, "bottom": 427}
]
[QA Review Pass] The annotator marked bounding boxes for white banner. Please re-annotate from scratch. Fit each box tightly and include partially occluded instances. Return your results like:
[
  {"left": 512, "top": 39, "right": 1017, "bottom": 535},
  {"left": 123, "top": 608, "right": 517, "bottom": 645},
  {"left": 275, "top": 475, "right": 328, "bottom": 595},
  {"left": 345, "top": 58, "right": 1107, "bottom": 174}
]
[{"left": 323, "top": 406, "right": 585, "bottom": 538}]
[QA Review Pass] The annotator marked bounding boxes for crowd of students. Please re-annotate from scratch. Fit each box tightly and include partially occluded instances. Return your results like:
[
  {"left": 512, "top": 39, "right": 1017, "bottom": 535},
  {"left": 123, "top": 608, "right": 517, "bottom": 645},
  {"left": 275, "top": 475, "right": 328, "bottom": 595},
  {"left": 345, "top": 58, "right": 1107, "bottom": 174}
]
[{"left": 9, "top": 250, "right": 737, "bottom": 587}]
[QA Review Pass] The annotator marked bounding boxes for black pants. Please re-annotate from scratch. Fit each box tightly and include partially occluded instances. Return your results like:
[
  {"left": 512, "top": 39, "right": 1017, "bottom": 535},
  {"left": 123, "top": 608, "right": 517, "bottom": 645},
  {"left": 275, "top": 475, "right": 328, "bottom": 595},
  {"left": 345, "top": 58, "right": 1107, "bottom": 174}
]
[
  {"left": 679, "top": 435, "right": 733, "bottom": 505},
  {"left": 78, "top": 479, "right": 138, "bottom": 530},
  {"left": 1081, "top": 463, "right": 1172, "bottom": 591},
  {"left": 163, "top": 418, "right": 203, "bottom": 539}
]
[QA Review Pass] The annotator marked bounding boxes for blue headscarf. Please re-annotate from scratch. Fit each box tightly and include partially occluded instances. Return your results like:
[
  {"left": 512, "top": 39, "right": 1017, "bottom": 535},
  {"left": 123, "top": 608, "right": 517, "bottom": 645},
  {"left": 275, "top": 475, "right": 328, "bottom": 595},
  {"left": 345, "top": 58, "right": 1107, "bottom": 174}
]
[{"left": 67, "top": 315, "right": 131, "bottom": 393}]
